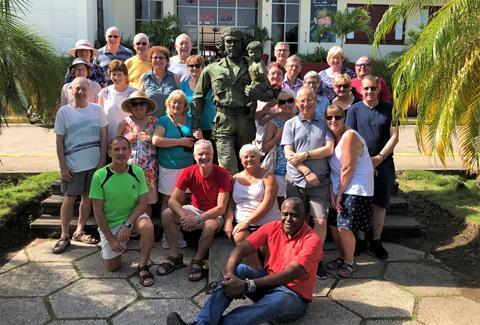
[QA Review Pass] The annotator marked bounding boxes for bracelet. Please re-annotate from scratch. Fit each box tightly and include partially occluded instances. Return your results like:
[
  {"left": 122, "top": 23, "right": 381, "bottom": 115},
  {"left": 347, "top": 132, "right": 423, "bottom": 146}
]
[
  {"left": 306, "top": 151, "right": 311, "bottom": 160},
  {"left": 304, "top": 170, "right": 312, "bottom": 176}
]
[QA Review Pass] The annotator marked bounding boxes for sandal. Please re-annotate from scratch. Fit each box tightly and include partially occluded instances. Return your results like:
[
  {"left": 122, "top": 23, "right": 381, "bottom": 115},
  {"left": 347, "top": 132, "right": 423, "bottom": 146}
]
[
  {"left": 138, "top": 265, "right": 154, "bottom": 287},
  {"left": 188, "top": 259, "right": 206, "bottom": 282},
  {"left": 52, "top": 238, "right": 70, "bottom": 254},
  {"left": 326, "top": 257, "right": 344, "bottom": 270},
  {"left": 156, "top": 254, "right": 184, "bottom": 276},
  {"left": 337, "top": 263, "right": 354, "bottom": 278},
  {"left": 72, "top": 231, "right": 99, "bottom": 245}
]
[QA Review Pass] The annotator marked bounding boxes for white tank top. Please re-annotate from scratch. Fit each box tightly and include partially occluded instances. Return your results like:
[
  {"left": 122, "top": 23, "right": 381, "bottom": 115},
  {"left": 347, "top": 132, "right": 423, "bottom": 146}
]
[
  {"left": 329, "top": 129, "right": 374, "bottom": 196},
  {"left": 232, "top": 173, "right": 280, "bottom": 225}
]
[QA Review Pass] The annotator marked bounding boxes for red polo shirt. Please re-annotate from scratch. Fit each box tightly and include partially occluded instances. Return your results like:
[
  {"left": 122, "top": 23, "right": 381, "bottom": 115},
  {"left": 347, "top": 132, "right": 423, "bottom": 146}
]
[
  {"left": 352, "top": 77, "right": 393, "bottom": 102},
  {"left": 246, "top": 221, "right": 322, "bottom": 302}
]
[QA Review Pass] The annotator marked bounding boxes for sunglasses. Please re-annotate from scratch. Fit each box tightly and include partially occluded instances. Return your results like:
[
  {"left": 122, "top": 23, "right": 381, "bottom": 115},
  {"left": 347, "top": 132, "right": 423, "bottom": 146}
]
[
  {"left": 336, "top": 84, "right": 350, "bottom": 89},
  {"left": 326, "top": 115, "right": 343, "bottom": 121},
  {"left": 278, "top": 98, "right": 294, "bottom": 105},
  {"left": 131, "top": 101, "right": 147, "bottom": 107},
  {"left": 355, "top": 63, "right": 370, "bottom": 68},
  {"left": 107, "top": 35, "right": 119, "bottom": 38},
  {"left": 187, "top": 64, "right": 202, "bottom": 69},
  {"left": 363, "top": 86, "right": 378, "bottom": 91},
  {"left": 135, "top": 42, "right": 148, "bottom": 46},
  {"left": 281, "top": 212, "right": 299, "bottom": 218}
]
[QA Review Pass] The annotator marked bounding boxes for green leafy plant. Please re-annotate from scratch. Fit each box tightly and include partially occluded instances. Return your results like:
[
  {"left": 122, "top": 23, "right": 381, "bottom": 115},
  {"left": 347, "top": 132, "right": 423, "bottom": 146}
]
[
  {"left": 140, "top": 14, "right": 184, "bottom": 51},
  {"left": 297, "top": 47, "right": 328, "bottom": 63},
  {"left": 245, "top": 25, "right": 271, "bottom": 46}
]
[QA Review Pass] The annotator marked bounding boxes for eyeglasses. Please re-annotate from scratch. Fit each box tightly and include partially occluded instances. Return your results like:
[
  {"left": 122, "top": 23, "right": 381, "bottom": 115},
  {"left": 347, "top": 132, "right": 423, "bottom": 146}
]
[
  {"left": 107, "top": 35, "right": 119, "bottom": 38},
  {"left": 130, "top": 101, "right": 147, "bottom": 107},
  {"left": 335, "top": 84, "right": 350, "bottom": 89},
  {"left": 362, "top": 86, "right": 378, "bottom": 91},
  {"left": 187, "top": 64, "right": 202, "bottom": 69},
  {"left": 135, "top": 42, "right": 148, "bottom": 46},
  {"left": 281, "top": 211, "right": 299, "bottom": 218},
  {"left": 278, "top": 98, "right": 294, "bottom": 105},
  {"left": 326, "top": 115, "right": 343, "bottom": 121},
  {"left": 152, "top": 56, "right": 166, "bottom": 60},
  {"left": 355, "top": 63, "right": 370, "bottom": 68}
]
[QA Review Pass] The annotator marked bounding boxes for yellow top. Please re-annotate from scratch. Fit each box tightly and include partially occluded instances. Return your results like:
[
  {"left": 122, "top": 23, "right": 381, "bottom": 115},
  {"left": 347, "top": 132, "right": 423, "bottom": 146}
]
[{"left": 125, "top": 56, "right": 151, "bottom": 89}]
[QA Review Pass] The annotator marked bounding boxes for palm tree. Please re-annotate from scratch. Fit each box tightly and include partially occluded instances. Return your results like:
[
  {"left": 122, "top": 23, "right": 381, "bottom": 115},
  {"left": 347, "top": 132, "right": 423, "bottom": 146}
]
[
  {"left": 140, "top": 14, "right": 184, "bottom": 52},
  {"left": 315, "top": 8, "right": 373, "bottom": 47},
  {"left": 0, "top": 0, "right": 65, "bottom": 127},
  {"left": 373, "top": 0, "right": 480, "bottom": 172}
]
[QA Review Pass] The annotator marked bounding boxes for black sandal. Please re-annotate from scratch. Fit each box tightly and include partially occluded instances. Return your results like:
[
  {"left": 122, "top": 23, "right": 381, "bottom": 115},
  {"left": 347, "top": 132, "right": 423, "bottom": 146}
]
[
  {"left": 156, "top": 254, "right": 184, "bottom": 276},
  {"left": 138, "top": 265, "right": 154, "bottom": 287},
  {"left": 188, "top": 259, "right": 206, "bottom": 282}
]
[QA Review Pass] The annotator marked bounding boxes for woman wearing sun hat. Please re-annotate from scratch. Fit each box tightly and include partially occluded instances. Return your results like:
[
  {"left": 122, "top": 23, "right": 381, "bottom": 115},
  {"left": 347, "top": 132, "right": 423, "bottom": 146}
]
[
  {"left": 118, "top": 91, "right": 159, "bottom": 213},
  {"left": 60, "top": 58, "right": 102, "bottom": 105},
  {"left": 64, "top": 39, "right": 107, "bottom": 87}
]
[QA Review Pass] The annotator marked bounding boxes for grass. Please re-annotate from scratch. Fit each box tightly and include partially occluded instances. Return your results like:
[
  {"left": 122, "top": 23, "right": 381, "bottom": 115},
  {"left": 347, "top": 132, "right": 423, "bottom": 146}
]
[
  {"left": 397, "top": 170, "right": 480, "bottom": 224},
  {"left": 0, "top": 172, "right": 59, "bottom": 220}
]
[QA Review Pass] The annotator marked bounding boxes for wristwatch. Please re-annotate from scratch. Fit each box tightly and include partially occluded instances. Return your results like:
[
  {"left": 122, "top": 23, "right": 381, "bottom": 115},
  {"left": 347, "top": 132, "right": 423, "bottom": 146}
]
[
  {"left": 123, "top": 221, "right": 132, "bottom": 229},
  {"left": 245, "top": 278, "right": 257, "bottom": 293}
]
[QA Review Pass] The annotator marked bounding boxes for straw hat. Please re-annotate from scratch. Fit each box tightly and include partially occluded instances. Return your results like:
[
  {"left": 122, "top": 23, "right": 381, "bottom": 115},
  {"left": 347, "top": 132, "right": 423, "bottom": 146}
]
[
  {"left": 121, "top": 91, "right": 157, "bottom": 115},
  {"left": 69, "top": 39, "right": 98, "bottom": 57}
]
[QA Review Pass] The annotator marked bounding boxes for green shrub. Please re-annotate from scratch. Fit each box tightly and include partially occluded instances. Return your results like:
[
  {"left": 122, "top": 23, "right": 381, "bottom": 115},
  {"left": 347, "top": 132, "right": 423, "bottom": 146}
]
[{"left": 297, "top": 47, "right": 328, "bottom": 63}]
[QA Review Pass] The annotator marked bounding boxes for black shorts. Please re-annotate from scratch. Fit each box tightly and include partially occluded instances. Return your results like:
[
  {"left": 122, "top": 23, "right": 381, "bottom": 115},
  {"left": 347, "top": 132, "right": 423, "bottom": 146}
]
[
  {"left": 328, "top": 194, "right": 373, "bottom": 232},
  {"left": 373, "top": 159, "right": 395, "bottom": 209}
]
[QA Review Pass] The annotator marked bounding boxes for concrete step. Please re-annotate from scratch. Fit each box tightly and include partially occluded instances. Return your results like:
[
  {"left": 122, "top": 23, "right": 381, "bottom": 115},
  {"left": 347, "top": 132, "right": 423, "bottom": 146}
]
[
  {"left": 41, "top": 195, "right": 80, "bottom": 216},
  {"left": 30, "top": 214, "right": 97, "bottom": 236},
  {"left": 387, "top": 196, "right": 409, "bottom": 215},
  {"left": 382, "top": 214, "right": 422, "bottom": 239},
  {"left": 51, "top": 180, "right": 62, "bottom": 196}
]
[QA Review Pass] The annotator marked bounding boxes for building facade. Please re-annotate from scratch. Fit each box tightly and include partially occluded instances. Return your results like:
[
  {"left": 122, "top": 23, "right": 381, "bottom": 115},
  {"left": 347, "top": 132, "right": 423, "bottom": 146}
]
[{"left": 21, "top": 0, "right": 442, "bottom": 60}]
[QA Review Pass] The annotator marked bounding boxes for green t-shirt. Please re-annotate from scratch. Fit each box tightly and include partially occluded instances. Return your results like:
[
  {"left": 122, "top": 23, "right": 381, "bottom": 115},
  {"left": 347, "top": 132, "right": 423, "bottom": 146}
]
[{"left": 89, "top": 164, "right": 149, "bottom": 229}]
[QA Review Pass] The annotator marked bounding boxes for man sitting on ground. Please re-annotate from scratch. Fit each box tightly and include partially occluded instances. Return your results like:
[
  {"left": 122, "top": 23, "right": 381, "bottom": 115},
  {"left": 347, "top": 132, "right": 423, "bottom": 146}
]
[
  {"left": 167, "top": 197, "right": 322, "bottom": 325},
  {"left": 90, "top": 136, "right": 155, "bottom": 286},
  {"left": 158, "top": 139, "right": 232, "bottom": 282}
]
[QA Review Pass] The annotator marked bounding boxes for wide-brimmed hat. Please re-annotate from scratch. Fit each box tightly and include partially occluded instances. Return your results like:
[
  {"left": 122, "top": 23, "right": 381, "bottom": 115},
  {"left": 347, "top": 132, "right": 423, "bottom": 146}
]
[
  {"left": 69, "top": 39, "right": 98, "bottom": 57},
  {"left": 121, "top": 91, "right": 157, "bottom": 115},
  {"left": 68, "top": 58, "right": 92, "bottom": 74}
]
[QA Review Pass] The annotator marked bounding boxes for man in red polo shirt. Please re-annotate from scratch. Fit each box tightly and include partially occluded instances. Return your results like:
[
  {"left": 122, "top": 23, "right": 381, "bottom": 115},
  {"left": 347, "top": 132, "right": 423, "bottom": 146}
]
[
  {"left": 158, "top": 139, "right": 232, "bottom": 282},
  {"left": 167, "top": 197, "right": 322, "bottom": 325}
]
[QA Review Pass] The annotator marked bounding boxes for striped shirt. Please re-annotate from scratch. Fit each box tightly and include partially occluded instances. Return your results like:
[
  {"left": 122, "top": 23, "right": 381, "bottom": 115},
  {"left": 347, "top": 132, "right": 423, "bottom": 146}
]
[{"left": 93, "top": 45, "right": 133, "bottom": 75}]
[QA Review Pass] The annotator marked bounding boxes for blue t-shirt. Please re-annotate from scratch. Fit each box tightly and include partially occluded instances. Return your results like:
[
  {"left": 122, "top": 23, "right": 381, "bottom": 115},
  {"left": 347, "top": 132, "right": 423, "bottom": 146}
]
[
  {"left": 143, "top": 70, "right": 178, "bottom": 118},
  {"left": 181, "top": 78, "right": 216, "bottom": 131},
  {"left": 156, "top": 115, "right": 194, "bottom": 169},
  {"left": 346, "top": 101, "right": 394, "bottom": 160}
]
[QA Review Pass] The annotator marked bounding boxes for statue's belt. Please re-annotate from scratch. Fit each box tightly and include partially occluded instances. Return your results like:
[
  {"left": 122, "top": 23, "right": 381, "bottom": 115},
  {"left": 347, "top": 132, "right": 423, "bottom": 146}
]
[{"left": 216, "top": 105, "right": 249, "bottom": 115}]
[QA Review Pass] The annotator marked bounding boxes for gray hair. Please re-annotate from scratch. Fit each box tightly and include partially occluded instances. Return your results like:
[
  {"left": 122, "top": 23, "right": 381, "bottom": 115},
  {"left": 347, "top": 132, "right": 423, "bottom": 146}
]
[
  {"left": 274, "top": 42, "right": 289, "bottom": 51},
  {"left": 133, "top": 33, "right": 149, "bottom": 45},
  {"left": 194, "top": 139, "right": 214, "bottom": 153},
  {"left": 239, "top": 144, "right": 261, "bottom": 158},
  {"left": 175, "top": 34, "right": 191, "bottom": 46},
  {"left": 303, "top": 71, "right": 320, "bottom": 82}
]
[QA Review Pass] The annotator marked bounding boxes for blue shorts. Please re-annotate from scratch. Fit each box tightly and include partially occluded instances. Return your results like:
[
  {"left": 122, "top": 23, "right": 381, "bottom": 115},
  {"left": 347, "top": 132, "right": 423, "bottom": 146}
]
[
  {"left": 328, "top": 194, "right": 373, "bottom": 232},
  {"left": 373, "top": 159, "right": 395, "bottom": 208}
]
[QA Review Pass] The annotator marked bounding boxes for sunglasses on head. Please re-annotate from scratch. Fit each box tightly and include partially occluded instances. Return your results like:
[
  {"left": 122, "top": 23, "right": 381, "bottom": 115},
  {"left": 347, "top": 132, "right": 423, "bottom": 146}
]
[
  {"left": 326, "top": 115, "right": 343, "bottom": 121},
  {"left": 188, "top": 64, "right": 202, "bottom": 69},
  {"left": 131, "top": 101, "right": 146, "bottom": 107},
  {"left": 107, "top": 35, "right": 119, "bottom": 38},
  {"left": 278, "top": 98, "right": 294, "bottom": 105},
  {"left": 281, "top": 211, "right": 299, "bottom": 218},
  {"left": 363, "top": 86, "right": 378, "bottom": 91},
  {"left": 135, "top": 42, "right": 148, "bottom": 46},
  {"left": 356, "top": 63, "right": 370, "bottom": 68}
]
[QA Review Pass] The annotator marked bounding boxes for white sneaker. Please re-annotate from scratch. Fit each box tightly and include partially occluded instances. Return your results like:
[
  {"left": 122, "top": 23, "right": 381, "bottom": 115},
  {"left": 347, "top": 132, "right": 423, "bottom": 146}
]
[{"left": 161, "top": 233, "right": 188, "bottom": 249}]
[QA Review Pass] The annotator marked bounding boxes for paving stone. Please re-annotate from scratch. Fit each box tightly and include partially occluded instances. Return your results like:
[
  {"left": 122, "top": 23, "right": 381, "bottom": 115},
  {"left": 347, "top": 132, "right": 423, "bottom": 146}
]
[
  {"left": 366, "top": 321, "right": 421, "bottom": 325},
  {"left": 323, "top": 251, "right": 384, "bottom": 279},
  {"left": 0, "top": 297, "right": 49, "bottom": 324},
  {"left": 49, "top": 320, "right": 108, "bottom": 325},
  {"left": 417, "top": 296, "right": 480, "bottom": 325},
  {"left": 49, "top": 279, "right": 137, "bottom": 318},
  {"left": 288, "top": 298, "right": 361, "bottom": 325},
  {"left": 26, "top": 239, "right": 99, "bottom": 262},
  {"left": 136, "top": 266, "right": 207, "bottom": 298},
  {"left": 0, "top": 250, "right": 28, "bottom": 274},
  {"left": 383, "top": 243, "right": 425, "bottom": 262},
  {"left": 0, "top": 262, "right": 78, "bottom": 297},
  {"left": 331, "top": 279, "right": 414, "bottom": 318},
  {"left": 384, "top": 262, "right": 462, "bottom": 296},
  {"left": 313, "top": 277, "right": 336, "bottom": 297},
  {"left": 75, "top": 250, "right": 139, "bottom": 278},
  {"left": 112, "top": 298, "right": 199, "bottom": 324},
  {"left": 323, "top": 241, "right": 337, "bottom": 251}
]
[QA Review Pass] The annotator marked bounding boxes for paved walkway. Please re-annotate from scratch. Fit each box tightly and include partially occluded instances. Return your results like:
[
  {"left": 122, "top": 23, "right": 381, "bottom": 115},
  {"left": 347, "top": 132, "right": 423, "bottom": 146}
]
[
  {"left": 1, "top": 239, "right": 479, "bottom": 324},
  {"left": 0, "top": 124, "right": 466, "bottom": 173}
]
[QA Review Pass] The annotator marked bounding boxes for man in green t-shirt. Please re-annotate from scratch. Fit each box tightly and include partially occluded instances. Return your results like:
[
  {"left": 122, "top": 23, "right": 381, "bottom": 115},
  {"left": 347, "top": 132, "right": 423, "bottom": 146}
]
[{"left": 90, "top": 136, "right": 155, "bottom": 287}]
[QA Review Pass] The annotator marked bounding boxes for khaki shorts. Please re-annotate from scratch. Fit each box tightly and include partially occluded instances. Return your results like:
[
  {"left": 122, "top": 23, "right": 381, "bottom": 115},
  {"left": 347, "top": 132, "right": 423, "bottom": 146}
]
[
  {"left": 98, "top": 213, "right": 151, "bottom": 260},
  {"left": 182, "top": 205, "right": 224, "bottom": 232},
  {"left": 61, "top": 168, "right": 96, "bottom": 196}
]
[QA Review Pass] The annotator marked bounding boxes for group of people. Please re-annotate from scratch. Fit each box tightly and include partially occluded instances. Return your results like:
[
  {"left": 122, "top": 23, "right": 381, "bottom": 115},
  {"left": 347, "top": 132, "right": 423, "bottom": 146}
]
[{"left": 53, "top": 25, "right": 398, "bottom": 324}]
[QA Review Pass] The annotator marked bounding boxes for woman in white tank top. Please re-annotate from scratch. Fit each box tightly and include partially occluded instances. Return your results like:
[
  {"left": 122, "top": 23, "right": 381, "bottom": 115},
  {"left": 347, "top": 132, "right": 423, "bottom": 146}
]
[
  {"left": 224, "top": 144, "right": 280, "bottom": 268},
  {"left": 325, "top": 104, "right": 374, "bottom": 278}
]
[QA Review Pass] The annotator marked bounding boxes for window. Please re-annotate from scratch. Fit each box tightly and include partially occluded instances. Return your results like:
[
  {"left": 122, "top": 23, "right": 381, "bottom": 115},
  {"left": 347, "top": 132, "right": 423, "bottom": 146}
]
[
  {"left": 271, "top": 0, "right": 299, "bottom": 55},
  {"left": 346, "top": 4, "right": 405, "bottom": 45},
  {"left": 135, "top": 0, "right": 163, "bottom": 33},
  {"left": 420, "top": 6, "right": 442, "bottom": 25},
  {"left": 177, "top": 0, "right": 258, "bottom": 55}
]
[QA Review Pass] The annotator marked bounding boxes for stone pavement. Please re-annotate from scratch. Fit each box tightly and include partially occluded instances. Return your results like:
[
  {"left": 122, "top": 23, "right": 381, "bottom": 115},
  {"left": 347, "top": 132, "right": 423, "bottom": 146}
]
[
  {"left": 0, "top": 124, "right": 466, "bottom": 173},
  {"left": 1, "top": 239, "right": 479, "bottom": 325}
]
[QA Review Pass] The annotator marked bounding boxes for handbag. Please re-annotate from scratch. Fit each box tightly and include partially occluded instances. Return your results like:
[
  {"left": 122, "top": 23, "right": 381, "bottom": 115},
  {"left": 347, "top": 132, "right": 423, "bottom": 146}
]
[{"left": 261, "top": 146, "right": 277, "bottom": 173}]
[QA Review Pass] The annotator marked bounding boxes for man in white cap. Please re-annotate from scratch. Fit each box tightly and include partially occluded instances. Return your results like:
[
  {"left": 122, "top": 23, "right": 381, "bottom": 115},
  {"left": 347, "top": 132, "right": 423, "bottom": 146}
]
[{"left": 64, "top": 39, "right": 107, "bottom": 87}]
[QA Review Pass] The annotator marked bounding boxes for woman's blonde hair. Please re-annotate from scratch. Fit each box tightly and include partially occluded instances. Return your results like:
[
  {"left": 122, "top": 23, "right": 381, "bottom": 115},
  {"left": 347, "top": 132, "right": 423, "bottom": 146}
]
[
  {"left": 325, "top": 104, "right": 345, "bottom": 119},
  {"left": 165, "top": 90, "right": 189, "bottom": 116},
  {"left": 326, "top": 46, "right": 345, "bottom": 65},
  {"left": 333, "top": 74, "right": 351, "bottom": 87}
]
